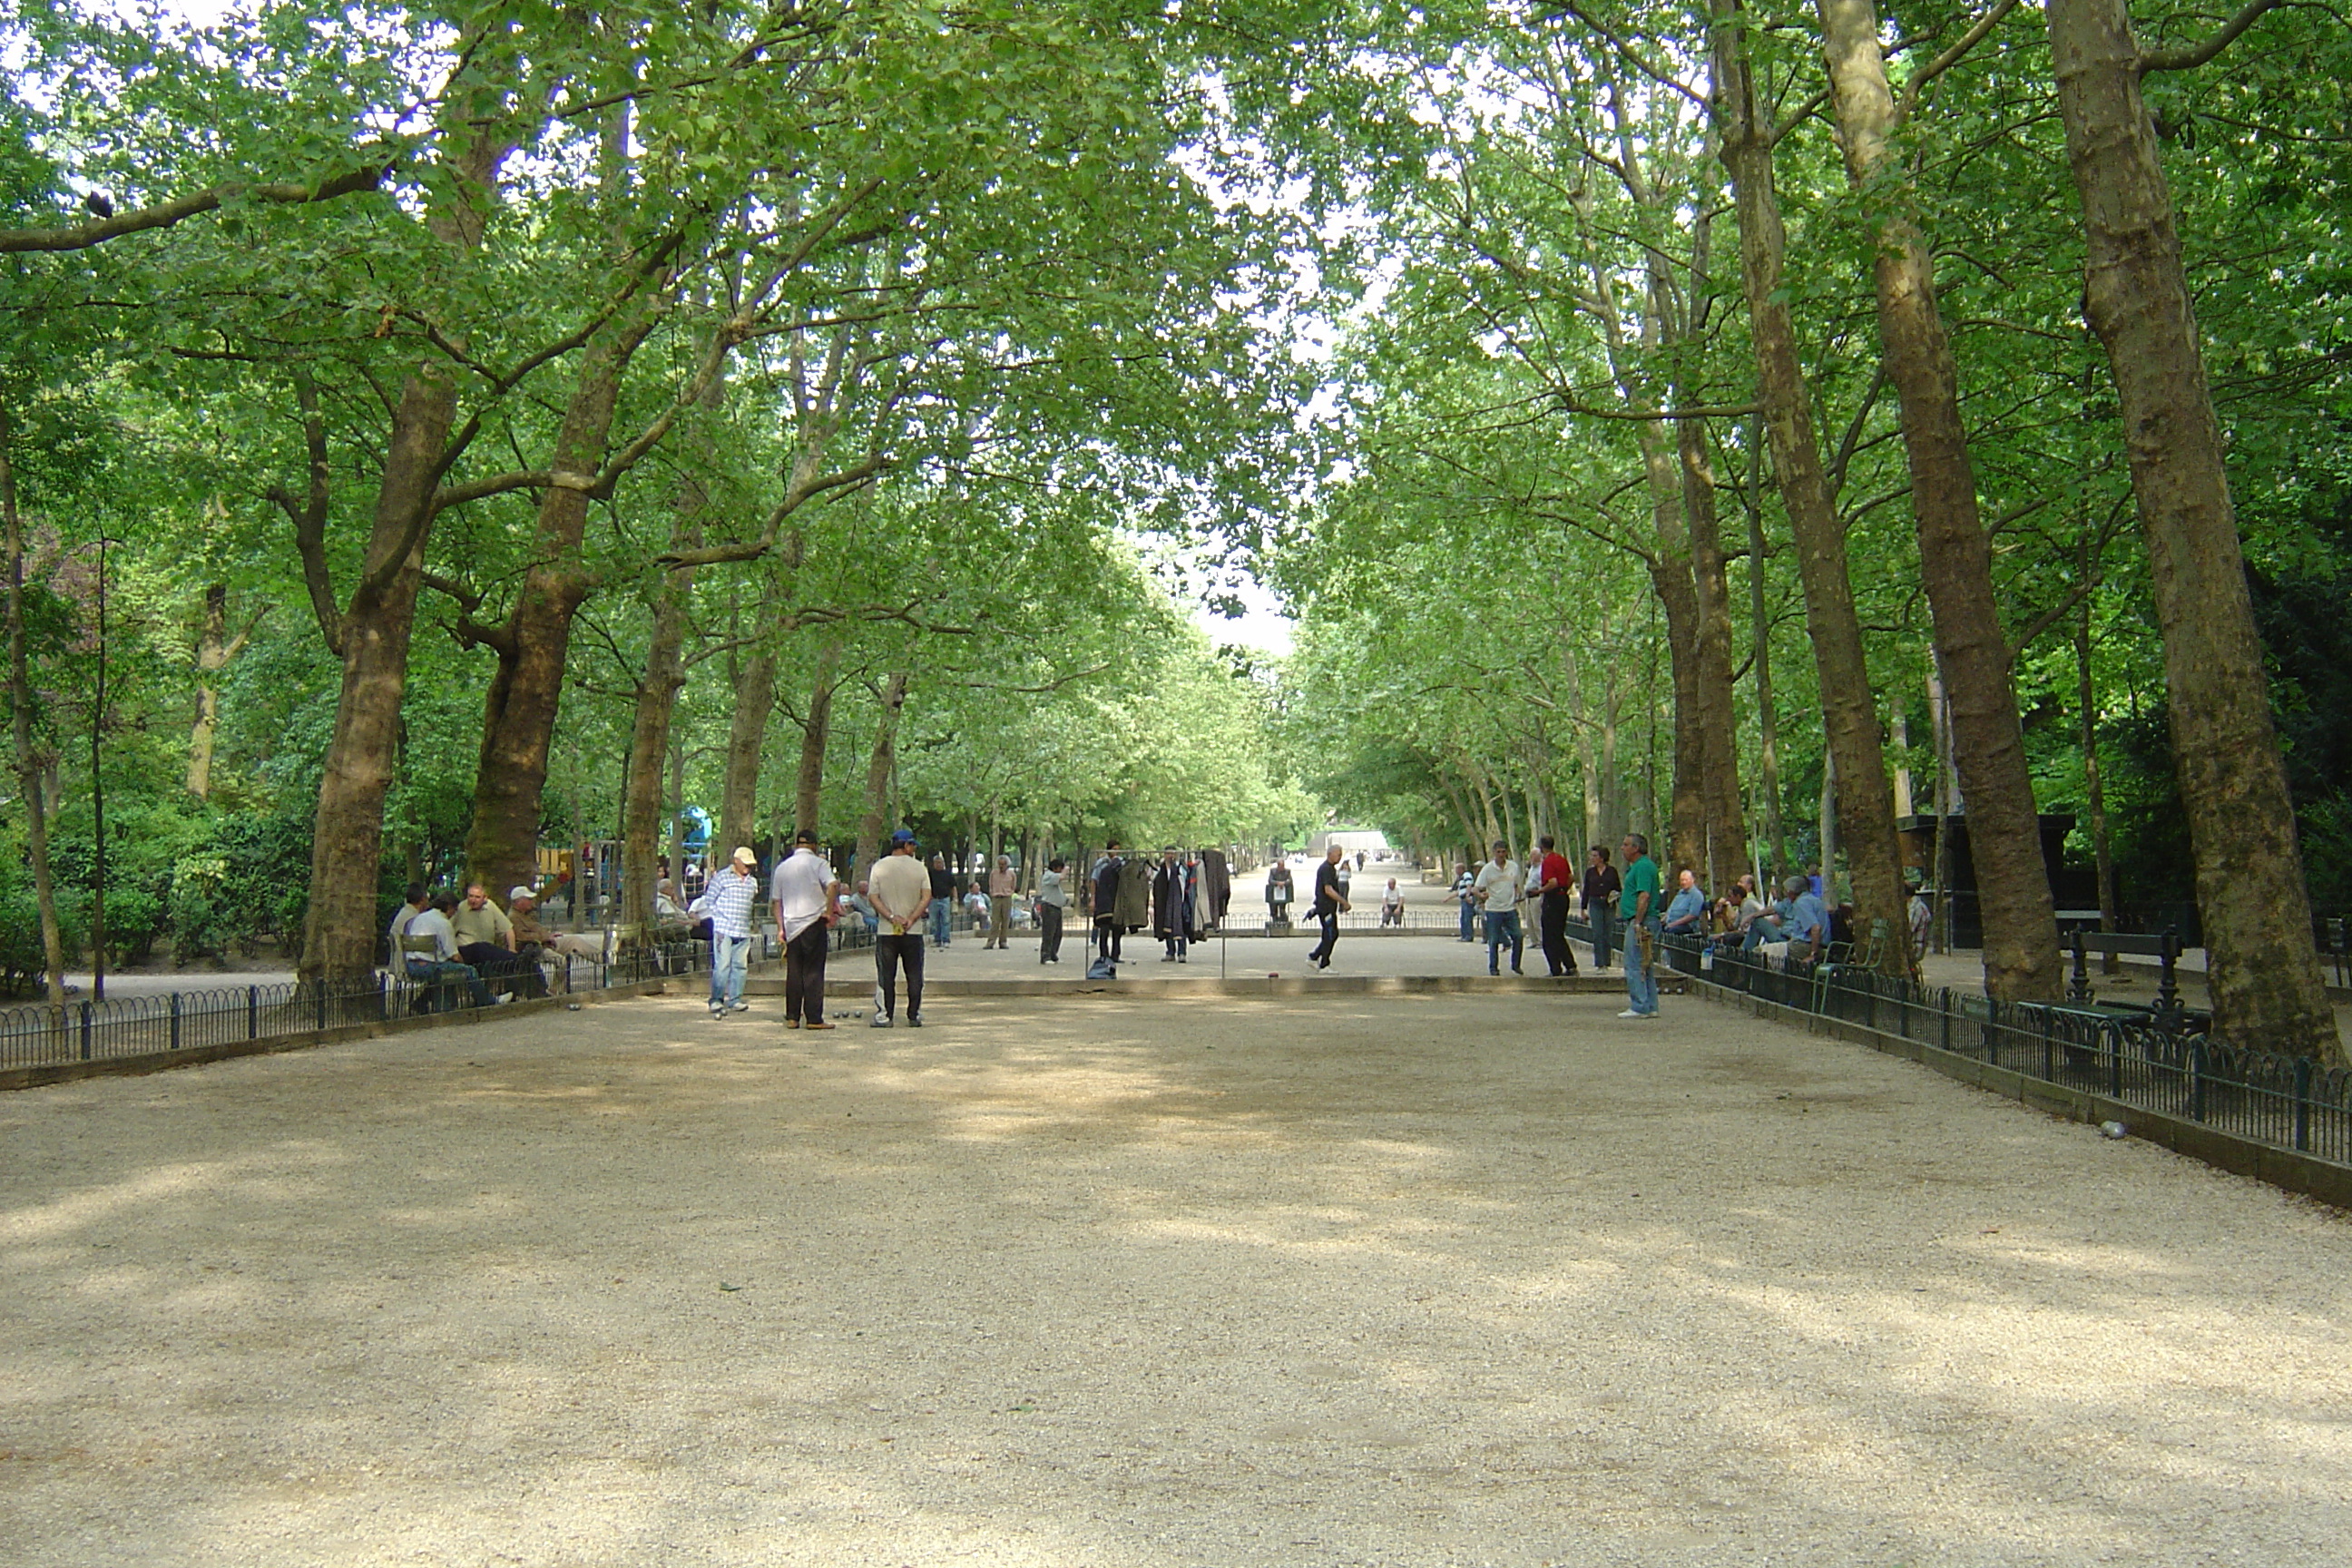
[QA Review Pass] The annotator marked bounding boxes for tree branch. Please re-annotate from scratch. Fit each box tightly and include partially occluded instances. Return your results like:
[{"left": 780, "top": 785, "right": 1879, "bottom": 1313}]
[
  {"left": 1898, "top": 0, "right": 2024, "bottom": 122},
  {"left": 268, "top": 370, "right": 344, "bottom": 657},
  {"left": 0, "top": 160, "right": 393, "bottom": 254},
  {"left": 2140, "top": 0, "right": 2286, "bottom": 73}
]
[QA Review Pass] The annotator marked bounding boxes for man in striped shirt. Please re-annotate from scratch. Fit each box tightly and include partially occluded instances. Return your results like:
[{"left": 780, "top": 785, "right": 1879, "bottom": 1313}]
[{"left": 691, "top": 847, "right": 761, "bottom": 1019}]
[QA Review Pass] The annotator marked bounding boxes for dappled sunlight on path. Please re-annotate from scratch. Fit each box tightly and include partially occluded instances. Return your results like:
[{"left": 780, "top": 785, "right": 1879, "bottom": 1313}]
[{"left": 4, "top": 985, "right": 2350, "bottom": 1564}]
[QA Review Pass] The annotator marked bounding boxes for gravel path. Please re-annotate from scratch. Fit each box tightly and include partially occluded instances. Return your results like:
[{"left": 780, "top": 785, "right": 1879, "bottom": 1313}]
[{"left": 5, "top": 985, "right": 2350, "bottom": 1566}]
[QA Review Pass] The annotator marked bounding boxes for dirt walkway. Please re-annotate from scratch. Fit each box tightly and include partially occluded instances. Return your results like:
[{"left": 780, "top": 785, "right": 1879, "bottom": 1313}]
[{"left": 5, "top": 986, "right": 2349, "bottom": 1565}]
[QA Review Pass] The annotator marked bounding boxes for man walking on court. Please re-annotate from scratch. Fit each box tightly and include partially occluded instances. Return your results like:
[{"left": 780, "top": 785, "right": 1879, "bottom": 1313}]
[
  {"left": 1304, "top": 843, "right": 1349, "bottom": 970},
  {"left": 1473, "top": 840, "right": 1525, "bottom": 975},
  {"left": 772, "top": 829, "right": 840, "bottom": 1031},
  {"left": 1617, "top": 833, "right": 1661, "bottom": 1019},
  {"left": 868, "top": 829, "right": 931, "bottom": 1028},
  {"left": 691, "top": 847, "right": 760, "bottom": 1019},
  {"left": 1534, "top": 835, "right": 1579, "bottom": 976}
]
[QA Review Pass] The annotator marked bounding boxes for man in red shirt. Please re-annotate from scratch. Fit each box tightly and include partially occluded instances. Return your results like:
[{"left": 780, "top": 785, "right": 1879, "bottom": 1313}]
[{"left": 1534, "top": 835, "right": 1581, "bottom": 977}]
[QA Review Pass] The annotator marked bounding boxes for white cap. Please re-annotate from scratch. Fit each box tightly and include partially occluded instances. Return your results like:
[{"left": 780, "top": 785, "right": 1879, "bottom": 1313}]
[
  {"left": 508, "top": 886, "right": 534, "bottom": 903},
  {"left": 731, "top": 846, "right": 756, "bottom": 866}
]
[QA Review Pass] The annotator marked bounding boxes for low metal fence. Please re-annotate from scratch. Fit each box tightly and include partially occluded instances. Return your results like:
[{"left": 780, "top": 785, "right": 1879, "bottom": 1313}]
[
  {"left": 0, "top": 941, "right": 710, "bottom": 1076},
  {"left": 1670, "top": 933, "right": 2352, "bottom": 1167}
]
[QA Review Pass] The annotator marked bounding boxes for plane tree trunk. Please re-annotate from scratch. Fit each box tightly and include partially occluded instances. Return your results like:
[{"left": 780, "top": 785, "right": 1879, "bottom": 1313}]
[
  {"left": 1711, "top": 0, "right": 1910, "bottom": 972},
  {"left": 458, "top": 314, "right": 658, "bottom": 902},
  {"left": 2044, "top": 0, "right": 2337, "bottom": 1060},
  {"left": 0, "top": 401, "right": 66, "bottom": 1004},
  {"left": 1815, "top": 0, "right": 2061, "bottom": 999}
]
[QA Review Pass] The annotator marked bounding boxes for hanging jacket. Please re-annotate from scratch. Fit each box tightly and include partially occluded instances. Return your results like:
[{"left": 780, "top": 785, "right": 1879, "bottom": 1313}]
[{"left": 1115, "top": 857, "right": 1152, "bottom": 928}]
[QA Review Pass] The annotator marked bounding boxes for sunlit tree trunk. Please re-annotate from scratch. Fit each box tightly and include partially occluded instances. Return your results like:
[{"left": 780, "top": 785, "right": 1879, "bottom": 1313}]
[
  {"left": 1712, "top": 0, "right": 1909, "bottom": 971},
  {"left": 1816, "top": 0, "right": 2059, "bottom": 998},
  {"left": 793, "top": 637, "right": 842, "bottom": 838},
  {"left": 854, "top": 671, "right": 909, "bottom": 874},
  {"left": 2045, "top": 0, "right": 2336, "bottom": 1059}
]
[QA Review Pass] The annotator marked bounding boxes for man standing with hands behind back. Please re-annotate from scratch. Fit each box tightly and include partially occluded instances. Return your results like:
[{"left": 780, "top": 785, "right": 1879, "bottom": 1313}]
[
  {"left": 772, "top": 829, "right": 840, "bottom": 1031},
  {"left": 867, "top": 828, "right": 932, "bottom": 1028}
]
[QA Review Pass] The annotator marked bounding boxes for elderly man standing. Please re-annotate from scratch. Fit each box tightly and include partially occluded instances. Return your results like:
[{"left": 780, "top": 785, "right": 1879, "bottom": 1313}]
[
  {"left": 1472, "top": 840, "right": 1525, "bottom": 976},
  {"left": 867, "top": 828, "right": 932, "bottom": 1028},
  {"left": 772, "top": 829, "right": 840, "bottom": 1032},
  {"left": 691, "top": 846, "right": 760, "bottom": 1019},
  {"left": 985, "top": 854, "right": 1018, "bottom": 950},
  {"left": 1617, "top": 833, "right": 1662, "bottom": 1020}
]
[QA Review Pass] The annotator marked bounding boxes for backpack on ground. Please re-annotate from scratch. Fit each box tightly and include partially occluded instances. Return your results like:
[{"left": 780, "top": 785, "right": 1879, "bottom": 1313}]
[{"left": 1086, "top": 955, "right": 1117, "bottom": 980}]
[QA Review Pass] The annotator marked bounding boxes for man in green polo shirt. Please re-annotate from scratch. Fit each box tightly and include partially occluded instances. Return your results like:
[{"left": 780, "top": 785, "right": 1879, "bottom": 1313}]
[{"left": 1617, "top": 832, "right": 1661, "bottom": 1019}]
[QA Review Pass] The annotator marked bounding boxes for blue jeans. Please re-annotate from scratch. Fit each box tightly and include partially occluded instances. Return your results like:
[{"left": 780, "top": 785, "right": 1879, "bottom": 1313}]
[
  {"left": 1623, "top": 917, "right": 1660, "bottom": 1014},
  {"left": 931, "top": 899, "right": 952, "bottom": 947},
  {"left": 709, "top": 933, "right": 750, "bottom": 1007},
  {"left": 407, "top": 958, "right": 489, "bottom": 1010},
  {"left": 1588, "top": 906, "right": 1614, "bottom": 967},
  {"left": 1458, "top": 899, "right": 1476, "bottom": 941},
  {"left": 1484, "top": 909, "right": 1524, "bottom": 974}
]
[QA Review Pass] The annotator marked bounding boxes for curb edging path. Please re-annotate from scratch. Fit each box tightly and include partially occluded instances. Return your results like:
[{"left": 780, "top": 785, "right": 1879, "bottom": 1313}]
[{"left": 1691, "top": 975, "right": 2352, "bottom": 1210}]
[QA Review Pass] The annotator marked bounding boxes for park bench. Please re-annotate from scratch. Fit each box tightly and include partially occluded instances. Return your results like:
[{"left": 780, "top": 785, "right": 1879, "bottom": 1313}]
[
  {"left": 2063, "top": 926, "right": 2203, "bottom": 1032},
  {"left": 398, "top": 933, "right": 468, "bottom": 1014}
]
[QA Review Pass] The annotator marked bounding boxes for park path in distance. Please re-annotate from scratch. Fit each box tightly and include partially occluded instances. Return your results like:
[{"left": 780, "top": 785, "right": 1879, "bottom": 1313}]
[{"left": 4, "top": 987, "right": 2349, "bottom": 1565}]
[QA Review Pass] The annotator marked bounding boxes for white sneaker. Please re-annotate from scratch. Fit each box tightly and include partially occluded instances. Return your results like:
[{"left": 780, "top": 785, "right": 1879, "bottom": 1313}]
[
  {"left": 1616, "top": 1008, "right": 1644, "bottom": 1019},
  {"left": 730, "top": 1001, "right": 750, "bottom": 1013}
]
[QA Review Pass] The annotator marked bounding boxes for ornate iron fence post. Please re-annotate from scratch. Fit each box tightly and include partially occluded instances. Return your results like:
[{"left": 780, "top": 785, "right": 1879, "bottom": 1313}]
[
  {"left": 78, "top": 1000, "right": 92, "bottom": 1060},
  {"left": 247, "top": 985, "right": 259, "bottom": 1041},
  {"left": 169, "top": 991, "right": 181, "bottom": 1051},
  {"left": 2294, "top": 1055, "right": 2313, "bottom": 1152}
]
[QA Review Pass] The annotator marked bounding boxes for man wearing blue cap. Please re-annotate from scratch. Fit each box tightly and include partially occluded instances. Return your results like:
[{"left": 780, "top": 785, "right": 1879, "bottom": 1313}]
[{"left": 867, "top": 828, "right": 932, "bottom": 1028}]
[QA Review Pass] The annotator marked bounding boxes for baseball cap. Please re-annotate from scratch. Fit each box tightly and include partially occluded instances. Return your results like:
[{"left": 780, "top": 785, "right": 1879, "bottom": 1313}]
[
  {"left": 890, "top": 828, "right": 917, "bottom": 846},
  {"left": 731, "top": 846, "right": 756, "bottom": 866},
  {"left": 507, "top": 886, "right": 534, "bottom": 903},
  {"left": 792, "top": 828, "right": 819, "bottom": 846}
]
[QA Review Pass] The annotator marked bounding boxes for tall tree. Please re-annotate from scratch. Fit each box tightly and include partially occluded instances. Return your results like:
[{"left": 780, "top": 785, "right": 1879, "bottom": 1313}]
[
  {"left": 2044, "top": 0, "right": 2336, "bottom": 1058},
  {"left": 1812, "top": 0, "right": 2062, "bottom": 1000},
  {"left": 1710, "top": 0, "right": 1911, "bottom": 971}
]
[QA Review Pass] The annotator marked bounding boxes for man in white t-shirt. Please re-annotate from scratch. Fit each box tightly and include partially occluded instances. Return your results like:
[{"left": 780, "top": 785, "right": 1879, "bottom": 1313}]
[
  {"left": 1472, "top": 841, "right": 1525, "bottom": 976},
  {"left": 867, "top": 829, "right": 933, "bottom": 1028},
  {"left": 771, "top": 829, "right": 840, "bottom": 1031}
]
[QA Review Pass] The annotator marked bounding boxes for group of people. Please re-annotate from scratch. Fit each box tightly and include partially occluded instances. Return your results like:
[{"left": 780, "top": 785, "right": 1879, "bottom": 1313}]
[
  {"left": 1090, "top": 843, "right": 1220, "bottom": 966},
  {"left": 387, "top": 882, "right": 557, "bottom": 1009}
]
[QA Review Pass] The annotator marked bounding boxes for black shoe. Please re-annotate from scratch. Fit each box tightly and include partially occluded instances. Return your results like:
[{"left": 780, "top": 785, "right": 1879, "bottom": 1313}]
[{"left": 906, "top": 1015, "right": 922, "bottom": 1028}]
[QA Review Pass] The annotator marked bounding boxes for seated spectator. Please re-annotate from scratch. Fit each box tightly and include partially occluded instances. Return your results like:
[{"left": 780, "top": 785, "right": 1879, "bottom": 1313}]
[
  {"left": 1661, "top": 868, "right": 1708, "bottom": 935},
  {"left": 453, "top": 883, "right": 534, "bottom": 997},
  {"left": 654, "top": 879, "right": 701, "bottom": 940},
  {"left": 505, "top": 885, "right": 552, "bottom": 999},
  {"left": 1781, "top": 875, "right": 1830, "bottom": 963},
  {"left": 452, "top": 883, "right": 515, "bottom": 966},
  {"left": 1741, "top": 887, "right": 1792, "bottom": 954},
  {"left": 1711, "top": 874, "right": 1759, "bottom": 936},
  {"left": 387, "top": 883, "right": 430, "bottom": 967},
  {"left": 1379, "top": 877, "right": 1405, "bottom": 926},
  {"left": 964, "top": 884, "right": 990, "bottom": 923},
  {"left": 407, "top": 891, "right": 492, "bottom": 1009},
  {"left": 850, "top": 882, "right": 881, "bottom": 934}
]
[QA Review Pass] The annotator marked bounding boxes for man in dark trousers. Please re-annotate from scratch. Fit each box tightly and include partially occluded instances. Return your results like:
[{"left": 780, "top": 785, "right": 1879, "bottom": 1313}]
[
  {"left": 1093, "top": 841, "right": 1126, "bottom": 963},
  {"left": 1304, "top": 843, "right": 1350, "bottom": 970},
  {"left": 1534, "top": 835, "right": 1580, "bottom": 977}
]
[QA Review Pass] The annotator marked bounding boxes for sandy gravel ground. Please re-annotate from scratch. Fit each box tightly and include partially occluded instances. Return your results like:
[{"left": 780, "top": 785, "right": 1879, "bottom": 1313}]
[{"left": 5, "top": 986, "right": 2351, "bottom": 1566}]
